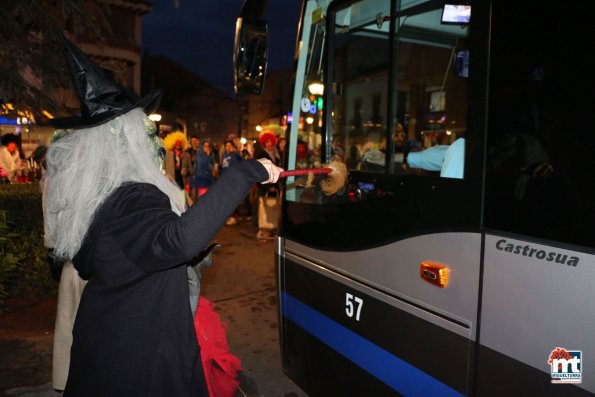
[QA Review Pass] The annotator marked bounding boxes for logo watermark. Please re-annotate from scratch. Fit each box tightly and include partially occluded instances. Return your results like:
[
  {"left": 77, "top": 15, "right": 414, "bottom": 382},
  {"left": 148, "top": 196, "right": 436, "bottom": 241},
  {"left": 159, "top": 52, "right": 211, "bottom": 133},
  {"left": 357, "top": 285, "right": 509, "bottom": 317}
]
[{"left": 549, "top": 347, "right": 582, "bottom": 384}]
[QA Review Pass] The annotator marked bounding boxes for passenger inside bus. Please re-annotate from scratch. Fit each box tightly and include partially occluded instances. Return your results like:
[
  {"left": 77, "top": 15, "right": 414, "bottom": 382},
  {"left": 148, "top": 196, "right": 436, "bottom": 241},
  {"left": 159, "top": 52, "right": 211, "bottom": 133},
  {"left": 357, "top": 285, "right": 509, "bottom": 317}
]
[{"left": 358, "top": 124, "right": 423, "bottom": 173}]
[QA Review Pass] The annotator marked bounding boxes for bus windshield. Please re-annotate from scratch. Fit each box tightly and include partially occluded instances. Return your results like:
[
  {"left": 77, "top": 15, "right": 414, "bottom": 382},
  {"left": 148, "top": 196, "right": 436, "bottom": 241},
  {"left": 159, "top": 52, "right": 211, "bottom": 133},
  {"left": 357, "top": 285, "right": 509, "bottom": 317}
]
[{"left": 287, "top": 0, "right": 469, "bottom": 204}]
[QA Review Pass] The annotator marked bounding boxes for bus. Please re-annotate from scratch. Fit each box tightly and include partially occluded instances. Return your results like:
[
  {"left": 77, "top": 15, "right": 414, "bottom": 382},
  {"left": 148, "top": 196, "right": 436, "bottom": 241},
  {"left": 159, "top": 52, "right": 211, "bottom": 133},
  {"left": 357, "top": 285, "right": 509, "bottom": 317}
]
[{"left": 262, "top": 0, "right": 595, "bottom": 395}]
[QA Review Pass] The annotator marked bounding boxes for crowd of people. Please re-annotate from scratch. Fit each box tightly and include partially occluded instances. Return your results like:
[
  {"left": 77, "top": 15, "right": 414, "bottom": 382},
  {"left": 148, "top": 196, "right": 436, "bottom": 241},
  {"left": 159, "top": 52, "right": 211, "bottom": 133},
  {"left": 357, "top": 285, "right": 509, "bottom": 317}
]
[
  {"left": 0, "top": 124, "right": 288, "bottom": 239},
  {"left": 161, "top": 129, "right": 286, "bottom": 237}
]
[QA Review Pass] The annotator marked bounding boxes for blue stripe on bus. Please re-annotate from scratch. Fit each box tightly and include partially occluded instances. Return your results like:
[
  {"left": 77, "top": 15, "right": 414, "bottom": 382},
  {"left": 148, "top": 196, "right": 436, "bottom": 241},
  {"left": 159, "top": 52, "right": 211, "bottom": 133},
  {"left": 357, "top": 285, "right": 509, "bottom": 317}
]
[{"left": 281, "top": 292, "right": 465, "bottom": 397}]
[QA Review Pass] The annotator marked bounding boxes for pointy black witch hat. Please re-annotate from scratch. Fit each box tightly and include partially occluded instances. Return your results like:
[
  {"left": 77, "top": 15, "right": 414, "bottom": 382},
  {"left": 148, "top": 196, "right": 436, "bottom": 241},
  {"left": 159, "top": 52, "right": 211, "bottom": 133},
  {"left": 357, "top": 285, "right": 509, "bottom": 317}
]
[{"left": 49, "top": 33, "right": 162, "bottom": 129}]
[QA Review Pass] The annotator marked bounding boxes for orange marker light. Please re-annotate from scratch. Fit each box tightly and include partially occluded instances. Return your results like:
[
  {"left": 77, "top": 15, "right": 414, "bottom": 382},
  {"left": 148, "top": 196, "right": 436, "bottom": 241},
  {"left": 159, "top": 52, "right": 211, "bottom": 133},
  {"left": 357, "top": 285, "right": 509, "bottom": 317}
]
[{"left": 420, "top": 262, "right": 449, "bottom": 288}]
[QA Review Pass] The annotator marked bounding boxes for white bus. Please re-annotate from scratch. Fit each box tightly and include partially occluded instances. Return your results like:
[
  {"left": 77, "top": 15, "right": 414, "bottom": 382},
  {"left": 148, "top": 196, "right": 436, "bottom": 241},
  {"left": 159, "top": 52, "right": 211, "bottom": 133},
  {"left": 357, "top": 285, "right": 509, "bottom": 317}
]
[{"left": 237, "top": 0, "right": 595, "bottom": 395}]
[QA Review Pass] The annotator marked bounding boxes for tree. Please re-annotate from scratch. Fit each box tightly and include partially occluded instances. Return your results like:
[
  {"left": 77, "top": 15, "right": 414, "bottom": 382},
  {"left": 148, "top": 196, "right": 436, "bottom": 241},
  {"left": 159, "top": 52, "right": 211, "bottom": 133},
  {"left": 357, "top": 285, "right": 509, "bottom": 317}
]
[{"left": 0, "top": 0, "right": 111, "bottom": 121}]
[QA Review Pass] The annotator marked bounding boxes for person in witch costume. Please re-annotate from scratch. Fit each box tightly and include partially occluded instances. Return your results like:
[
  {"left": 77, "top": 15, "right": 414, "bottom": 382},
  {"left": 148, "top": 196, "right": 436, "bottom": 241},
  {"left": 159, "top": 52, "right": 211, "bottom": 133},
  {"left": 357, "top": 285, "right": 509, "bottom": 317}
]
[{"left": 42, "top": 34, "right": 283, "bottom": 397}]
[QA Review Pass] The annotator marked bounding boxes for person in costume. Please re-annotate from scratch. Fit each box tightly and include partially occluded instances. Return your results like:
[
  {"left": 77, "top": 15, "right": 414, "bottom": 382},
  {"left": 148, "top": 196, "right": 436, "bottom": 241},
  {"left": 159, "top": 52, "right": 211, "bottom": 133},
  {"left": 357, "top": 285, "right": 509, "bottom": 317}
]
[
  {"left": 43, "top": 34, "right": 282, "bottom": 397},
  {"left": 163, "top": 131, "right": 190, "bottom": 189},
  {"left": 192, "top": 140, "right": 218, "bottom": 198},
  {"left": 52, "top": 261, "right": 86, "bottom": 392},
  {"left": 253, "top": 132, "right": 282, "bottom": 239},
  {"left": 0, "top": 133, "right": 22, "bottom": 183}
]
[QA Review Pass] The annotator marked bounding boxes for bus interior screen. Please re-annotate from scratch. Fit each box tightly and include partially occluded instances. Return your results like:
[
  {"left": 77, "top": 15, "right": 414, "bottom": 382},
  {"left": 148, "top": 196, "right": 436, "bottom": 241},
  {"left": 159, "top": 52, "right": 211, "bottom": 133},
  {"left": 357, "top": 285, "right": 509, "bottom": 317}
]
[{"left": 441, "top": 4, "right": 471, "bottom": 24}]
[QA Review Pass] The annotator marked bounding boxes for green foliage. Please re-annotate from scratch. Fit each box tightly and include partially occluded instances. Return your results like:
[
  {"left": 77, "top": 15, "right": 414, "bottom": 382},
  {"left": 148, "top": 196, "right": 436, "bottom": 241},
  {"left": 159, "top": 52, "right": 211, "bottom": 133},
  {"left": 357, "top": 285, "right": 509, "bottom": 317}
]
[
  {"left": 0, "top": 210, "right": 21, "bottom": 305},
  {"left": 0, "top": 183, "right": 45, "bottom": 229},
  {"left": 0, "top": 184, "right": 56, "bottom": 306}
]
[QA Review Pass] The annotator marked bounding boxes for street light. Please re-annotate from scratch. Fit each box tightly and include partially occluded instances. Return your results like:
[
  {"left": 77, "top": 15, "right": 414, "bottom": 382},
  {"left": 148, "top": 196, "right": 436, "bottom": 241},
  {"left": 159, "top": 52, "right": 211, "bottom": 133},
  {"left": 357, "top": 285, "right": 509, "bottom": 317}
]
[{"left": 308, "top": 79, "right": 324, "bottom": 96}]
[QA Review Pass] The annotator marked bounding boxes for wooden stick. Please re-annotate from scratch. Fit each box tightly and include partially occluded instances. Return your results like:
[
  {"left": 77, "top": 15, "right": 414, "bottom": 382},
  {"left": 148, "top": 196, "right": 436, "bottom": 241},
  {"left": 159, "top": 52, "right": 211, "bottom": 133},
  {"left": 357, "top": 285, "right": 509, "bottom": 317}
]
[{"left": 279, "top": 168, "right": 332, "bottom": 177}]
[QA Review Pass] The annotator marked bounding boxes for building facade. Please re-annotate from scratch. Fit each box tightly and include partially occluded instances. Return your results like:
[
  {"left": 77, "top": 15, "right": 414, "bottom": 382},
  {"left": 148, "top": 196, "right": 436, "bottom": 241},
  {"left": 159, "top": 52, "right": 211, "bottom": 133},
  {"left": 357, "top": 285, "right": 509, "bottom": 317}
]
[
  {"left": 1, "top": 0, "right": 152, "bottom": 155},
  {"left": 142, "top": 54, "right": 241, "bottom": 143}
]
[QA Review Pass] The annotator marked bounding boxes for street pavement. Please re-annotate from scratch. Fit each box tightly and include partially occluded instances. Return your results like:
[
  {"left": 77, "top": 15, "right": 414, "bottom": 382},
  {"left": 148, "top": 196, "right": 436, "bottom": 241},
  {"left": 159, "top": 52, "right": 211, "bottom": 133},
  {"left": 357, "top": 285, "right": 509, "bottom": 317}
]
[{"left": 0, "top": 218, "right": 306, "bottom": 397}]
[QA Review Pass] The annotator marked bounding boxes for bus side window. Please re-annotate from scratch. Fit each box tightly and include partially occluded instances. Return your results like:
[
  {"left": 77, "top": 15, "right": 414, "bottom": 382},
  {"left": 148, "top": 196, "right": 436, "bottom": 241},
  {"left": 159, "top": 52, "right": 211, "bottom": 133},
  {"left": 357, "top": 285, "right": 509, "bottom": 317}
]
[{"left": 484, "top": 2, "right": 595, "bottom": 248}]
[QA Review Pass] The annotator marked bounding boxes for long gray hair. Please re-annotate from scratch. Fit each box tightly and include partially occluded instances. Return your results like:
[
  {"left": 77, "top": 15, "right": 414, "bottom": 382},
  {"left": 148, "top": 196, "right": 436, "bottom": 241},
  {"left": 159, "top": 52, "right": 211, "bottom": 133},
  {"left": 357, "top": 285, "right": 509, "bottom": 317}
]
[{"left": 42, "top": 108, "right": 185, "bottom": 260}]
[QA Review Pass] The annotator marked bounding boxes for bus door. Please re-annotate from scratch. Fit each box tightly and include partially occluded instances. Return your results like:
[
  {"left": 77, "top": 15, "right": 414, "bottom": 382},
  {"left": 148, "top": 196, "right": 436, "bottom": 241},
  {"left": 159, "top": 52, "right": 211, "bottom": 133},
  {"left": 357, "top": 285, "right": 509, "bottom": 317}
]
[
  {"left": 478, "top": 1, "right": 595, "bottom": 395},
  {"left": 278, "top": 0, "right": 482, "bottom": 395}
]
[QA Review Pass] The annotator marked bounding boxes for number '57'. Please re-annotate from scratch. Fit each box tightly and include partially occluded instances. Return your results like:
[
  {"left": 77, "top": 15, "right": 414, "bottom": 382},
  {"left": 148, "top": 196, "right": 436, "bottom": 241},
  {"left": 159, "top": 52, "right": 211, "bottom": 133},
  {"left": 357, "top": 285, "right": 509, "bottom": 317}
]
[{"left": 345, "top": 293, "right": 364, "bottom": 321}]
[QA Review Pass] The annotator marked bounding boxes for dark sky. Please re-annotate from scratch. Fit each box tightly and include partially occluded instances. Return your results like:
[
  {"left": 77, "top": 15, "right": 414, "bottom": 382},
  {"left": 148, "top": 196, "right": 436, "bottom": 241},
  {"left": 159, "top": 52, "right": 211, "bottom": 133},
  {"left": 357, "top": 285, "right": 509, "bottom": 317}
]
[{"left": 142, "top": 0, "right": 302, "bottom": 95}]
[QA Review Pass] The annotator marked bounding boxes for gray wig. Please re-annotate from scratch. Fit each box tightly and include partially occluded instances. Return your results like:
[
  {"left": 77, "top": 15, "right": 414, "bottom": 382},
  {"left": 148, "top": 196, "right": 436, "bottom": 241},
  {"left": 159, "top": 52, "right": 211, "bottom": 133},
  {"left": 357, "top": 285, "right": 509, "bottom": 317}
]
[{"left": 42, "top": 108, "right": 185, "bottom": 260}]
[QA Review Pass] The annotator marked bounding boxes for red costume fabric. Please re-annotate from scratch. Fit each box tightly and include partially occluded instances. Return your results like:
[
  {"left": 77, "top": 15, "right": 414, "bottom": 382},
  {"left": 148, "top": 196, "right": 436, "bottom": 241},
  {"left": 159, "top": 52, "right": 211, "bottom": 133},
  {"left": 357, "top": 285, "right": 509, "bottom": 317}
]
[{"left": 194, "top": 297, "right": 242, "bottom": 397}]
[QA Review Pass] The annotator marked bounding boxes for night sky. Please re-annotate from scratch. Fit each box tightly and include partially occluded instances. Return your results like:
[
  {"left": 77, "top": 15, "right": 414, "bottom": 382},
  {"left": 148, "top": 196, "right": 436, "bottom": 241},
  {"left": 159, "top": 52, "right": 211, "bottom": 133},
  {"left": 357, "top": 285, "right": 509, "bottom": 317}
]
[{"left": 142, "top": 0, "right": 302, "bottom": 95}]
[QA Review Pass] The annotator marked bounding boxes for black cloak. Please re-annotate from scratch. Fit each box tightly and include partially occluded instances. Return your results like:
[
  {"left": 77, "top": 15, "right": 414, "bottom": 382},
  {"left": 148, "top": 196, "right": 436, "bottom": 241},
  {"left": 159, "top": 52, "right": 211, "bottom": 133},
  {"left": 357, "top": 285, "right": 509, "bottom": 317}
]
[{"left": 64, "top": 160, "right": 268, "bottom": 397}]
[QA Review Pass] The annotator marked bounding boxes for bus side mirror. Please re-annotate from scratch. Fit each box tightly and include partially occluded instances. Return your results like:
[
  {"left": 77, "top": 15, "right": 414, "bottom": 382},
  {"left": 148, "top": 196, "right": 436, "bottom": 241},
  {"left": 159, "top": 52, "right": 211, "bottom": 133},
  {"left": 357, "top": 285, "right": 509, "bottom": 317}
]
[{"left": 234, "top": 18, "right": 268, "bottom": 96}]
